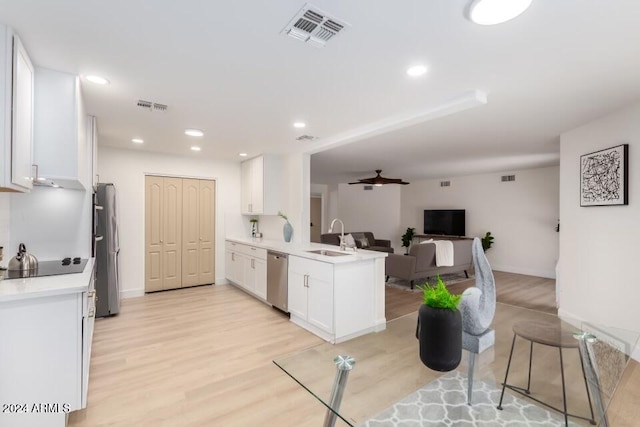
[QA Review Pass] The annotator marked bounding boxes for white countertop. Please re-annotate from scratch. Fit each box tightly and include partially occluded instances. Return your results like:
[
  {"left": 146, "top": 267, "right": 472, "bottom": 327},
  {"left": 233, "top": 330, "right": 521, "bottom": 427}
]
[
  {"left": 226, "top": 237, "right": 388, "bottom": 264},
  {"left": 0, "top": 258, "right": 95, "bottom": 303}
]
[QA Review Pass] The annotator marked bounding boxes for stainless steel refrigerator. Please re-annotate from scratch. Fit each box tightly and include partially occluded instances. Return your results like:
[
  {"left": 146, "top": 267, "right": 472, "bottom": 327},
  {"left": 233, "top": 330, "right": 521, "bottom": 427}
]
[{"left": 95, "top": 183, "right": 120, "bottom": 317}]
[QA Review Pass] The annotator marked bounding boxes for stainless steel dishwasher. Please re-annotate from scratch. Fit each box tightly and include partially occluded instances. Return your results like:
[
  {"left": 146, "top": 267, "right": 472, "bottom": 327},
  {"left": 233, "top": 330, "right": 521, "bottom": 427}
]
[{"left": 267, "top": 251, "right": 288, "bottom": 312}]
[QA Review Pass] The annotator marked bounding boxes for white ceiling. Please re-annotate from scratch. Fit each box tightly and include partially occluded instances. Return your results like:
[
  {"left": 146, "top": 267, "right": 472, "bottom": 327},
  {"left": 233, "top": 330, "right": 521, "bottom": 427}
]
[{"left": 2, "top": 1, "right": 640, "bottom": 183}]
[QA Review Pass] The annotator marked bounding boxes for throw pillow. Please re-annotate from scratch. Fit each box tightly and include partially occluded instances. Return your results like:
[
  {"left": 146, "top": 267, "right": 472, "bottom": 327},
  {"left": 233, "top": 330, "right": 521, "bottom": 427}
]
[
  {"left": 351, "top": 232, "right": 370, "bottom": 248},
  {"left": 343, "top": 233, "right": 356, "bottom": 248}
]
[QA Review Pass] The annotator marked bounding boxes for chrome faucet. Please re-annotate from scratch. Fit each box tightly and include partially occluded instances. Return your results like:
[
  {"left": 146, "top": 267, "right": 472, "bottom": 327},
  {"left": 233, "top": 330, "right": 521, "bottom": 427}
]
[{"left": 329, "top": 218, "right": 346, "bottom": 251}]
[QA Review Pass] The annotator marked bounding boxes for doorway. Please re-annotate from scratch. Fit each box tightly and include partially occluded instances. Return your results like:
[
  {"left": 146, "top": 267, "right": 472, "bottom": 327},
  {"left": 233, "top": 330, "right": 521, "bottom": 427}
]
[{"left": 310, "top": 196, "right": 322, "bottom": 243}]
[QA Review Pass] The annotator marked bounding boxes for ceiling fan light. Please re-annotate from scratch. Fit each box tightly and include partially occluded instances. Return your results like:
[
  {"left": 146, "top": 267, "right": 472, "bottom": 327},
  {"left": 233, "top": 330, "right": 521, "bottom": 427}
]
[{"left": 469, "top": 0, "right": 533, "bottom": 25}]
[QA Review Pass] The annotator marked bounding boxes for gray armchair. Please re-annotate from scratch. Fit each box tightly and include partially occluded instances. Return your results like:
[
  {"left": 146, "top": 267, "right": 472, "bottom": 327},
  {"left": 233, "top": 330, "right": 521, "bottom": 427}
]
[{"left": 459, "top": 237, "right": 496, "bottom": 404}]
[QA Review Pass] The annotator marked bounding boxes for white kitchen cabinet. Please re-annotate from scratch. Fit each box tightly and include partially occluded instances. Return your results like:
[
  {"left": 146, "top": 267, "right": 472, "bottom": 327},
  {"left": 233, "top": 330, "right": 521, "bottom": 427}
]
[
  {"left": 288, "top": 256, "right": 334, "bottom": 336},
  {"left": 225, "top": 240, "right": 268, "bottom": 300},
  {"left": 0, "top": 25, "right": 34, "bottom": 192},
  {"left": 246, "top": 256, "right": 267, "bottom": 299},
  {"left": 240, "top": 155, "right": 281, "bottom": 215},
  {"left": 33, "top": 67, "right": 88, "bottom": 190},
  {"left": 89, "top": 115, "right": 98, "bottom": 189},
  {"left": 0, "top": 264, "right": 95, "bottom": 427}
]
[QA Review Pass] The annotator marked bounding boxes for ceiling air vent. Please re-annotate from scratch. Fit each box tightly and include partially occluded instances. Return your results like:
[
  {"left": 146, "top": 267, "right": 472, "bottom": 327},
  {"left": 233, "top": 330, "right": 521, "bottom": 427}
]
[
  {"left": 501, "top": 175, "right": 516, "bottom": 182},
  {"left": 296, "top": 134, "right": 319, "bottom": 141},
  {"left": 137, "top": 99, "right": 168, "bottom": 112},
  {"left": 440, "top": 181, "right": 451, "bottom": 187},
  {"left": 282, "top": 3, "right": 349, "bottom": 48}
]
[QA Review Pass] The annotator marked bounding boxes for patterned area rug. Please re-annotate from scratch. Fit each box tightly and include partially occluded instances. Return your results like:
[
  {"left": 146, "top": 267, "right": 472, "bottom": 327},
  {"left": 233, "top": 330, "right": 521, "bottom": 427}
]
[{"left": 360, "top": 371, "right": 578, "bottom": 427}]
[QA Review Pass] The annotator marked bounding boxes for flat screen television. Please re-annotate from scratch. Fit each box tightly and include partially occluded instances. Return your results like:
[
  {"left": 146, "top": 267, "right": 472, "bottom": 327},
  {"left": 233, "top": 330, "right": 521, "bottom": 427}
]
[{"left": 423, "top": 209, "right": 465, "bottom": 236}]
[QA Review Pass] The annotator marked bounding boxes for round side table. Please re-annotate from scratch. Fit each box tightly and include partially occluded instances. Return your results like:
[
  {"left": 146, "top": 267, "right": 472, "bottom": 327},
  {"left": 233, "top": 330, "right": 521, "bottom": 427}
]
[{"left": 497, "top": 319, "right": 596, "bottom": 426}]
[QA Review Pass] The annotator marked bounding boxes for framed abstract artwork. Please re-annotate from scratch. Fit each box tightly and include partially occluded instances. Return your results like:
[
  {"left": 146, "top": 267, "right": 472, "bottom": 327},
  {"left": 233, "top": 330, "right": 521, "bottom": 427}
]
[{"left": 580, "top": 144, "right": 629, "bottom": 207}]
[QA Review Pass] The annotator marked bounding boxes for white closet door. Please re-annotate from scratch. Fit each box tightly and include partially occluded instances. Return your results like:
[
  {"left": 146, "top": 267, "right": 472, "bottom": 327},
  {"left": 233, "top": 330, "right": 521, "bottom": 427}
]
[
  {"left": 162, "top": 177, "right": 182, "bottom": 290},
  {"left": 145, "top": 176, "right": 164, "bottom": 292},
  {"left": 198, "top": 179, "right": 215, "bottom": 284},
  {"left": 182, "top": 179, "right": 200, "bottom": 287}
]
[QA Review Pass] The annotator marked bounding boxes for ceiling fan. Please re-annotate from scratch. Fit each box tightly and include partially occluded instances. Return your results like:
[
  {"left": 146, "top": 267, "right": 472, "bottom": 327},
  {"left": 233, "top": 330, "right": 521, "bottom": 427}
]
[{"left": 348, "top": 170, "right": 410, "bottom": 186}]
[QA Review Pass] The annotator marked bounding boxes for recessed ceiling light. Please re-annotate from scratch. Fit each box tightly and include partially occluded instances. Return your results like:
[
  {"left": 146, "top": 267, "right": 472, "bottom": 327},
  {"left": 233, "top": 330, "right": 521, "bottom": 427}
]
[
  {"left": 185, "top": 129, "right": 204, "bottom": 137},
  {"left": 190, "top": 146, "right": 201, "bottom": 151},
  {"left": 239, "top": 152, "right": 248, "bottom": 157},
  {"left": 293, "top": 122, "right": 306, "bottom": 128},
  {"left": 468, "top": 0, "right": 533, "bottom": 25},
  {"left": 85, "top": 75, "right": 110, "bottom": 85},
  {"left": 131, "top": 138, "right": 144, "bottom": 144},
  {"left": 406, "top": 65, "right": 428, "bottom": 77}
]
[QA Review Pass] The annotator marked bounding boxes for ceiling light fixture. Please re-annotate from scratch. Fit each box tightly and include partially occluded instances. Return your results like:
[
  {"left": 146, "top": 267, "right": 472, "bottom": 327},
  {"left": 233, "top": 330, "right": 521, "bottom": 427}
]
[
  {"left": 190, "top": 146, "right": 201, "bottom": 151},
  {"left": 406, "top": 65, "right": 428, "bottom": 77},
  {"left": 349, "top": 170, "right": 410, "bottom": 186},
  {"left": 131, "top": 138, "right": 144, "bottom": 144},
  {"left": 185, "top": 129, "right": 204, "bottom": 137},
  {"left": 293, "top": 122, "right": 306, "bottom": 128},
  {"left": 85, "top": 75, "right": 110, "bottom": 85},
  {"left": 239, "top": 152, "right": 248, "bottom": 157},
  {"left": 468, "top": 0, "right": 533, "bottom": 25}
]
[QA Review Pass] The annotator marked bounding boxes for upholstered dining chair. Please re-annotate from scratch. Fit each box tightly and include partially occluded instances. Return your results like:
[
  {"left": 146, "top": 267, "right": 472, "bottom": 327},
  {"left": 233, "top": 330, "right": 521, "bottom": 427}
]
[{"left": 459, "top": 237, "right": 497, "bottom": 405}]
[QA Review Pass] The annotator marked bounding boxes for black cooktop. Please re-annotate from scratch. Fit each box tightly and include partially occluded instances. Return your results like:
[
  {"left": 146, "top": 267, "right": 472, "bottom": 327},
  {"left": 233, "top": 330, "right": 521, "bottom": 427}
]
[{"left": 3, "top": 258, "right": 88, "bottom": 280}]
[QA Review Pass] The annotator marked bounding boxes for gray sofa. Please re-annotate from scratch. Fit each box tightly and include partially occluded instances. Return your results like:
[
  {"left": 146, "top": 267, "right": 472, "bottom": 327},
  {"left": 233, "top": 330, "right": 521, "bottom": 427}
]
[
  {"left": 321, "top": 232, "right": 394, "bottom": 253},
  {"left": 385, "top": 237, "right": 473, "bottom": 288}
]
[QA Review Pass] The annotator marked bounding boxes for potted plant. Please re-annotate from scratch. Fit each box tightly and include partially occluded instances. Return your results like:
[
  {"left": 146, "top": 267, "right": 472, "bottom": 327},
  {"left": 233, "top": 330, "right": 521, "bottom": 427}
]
[
  {"left": 415, "top": 275, "right": 463, "bottom": 371},
  {"left": 401, "top": 227, "right": 415, "bottom": 255},
  {"left": 481, "top": 231, "right": 494, "bottom": 252},
  {"left": 278, "top": 211, "right": 293, "bottom": 242}
]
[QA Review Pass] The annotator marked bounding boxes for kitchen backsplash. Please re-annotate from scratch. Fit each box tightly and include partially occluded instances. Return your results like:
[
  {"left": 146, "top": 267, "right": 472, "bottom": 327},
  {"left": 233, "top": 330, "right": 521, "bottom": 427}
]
[{"left": 0, "top": 193, "right": 9, "bottom": 265}]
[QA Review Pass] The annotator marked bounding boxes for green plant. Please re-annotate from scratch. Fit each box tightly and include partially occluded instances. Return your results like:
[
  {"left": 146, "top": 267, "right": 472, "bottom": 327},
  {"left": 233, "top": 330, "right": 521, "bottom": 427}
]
[
  {"left": 481, "top": 231, "right": 494, "bottom": 252},
  {"left": 417, "top": 275, "right": 462, "bottom": 311},
  {"left": 249, "top": 218, "right": 258, "bottom": 223},
  {"left": 277, "top": 211, "right": 288, "bottom": 221},
  {"left": 401, "top": 227, "right": 416, "bottom": 255},
  {"left": 401, "top": 227, "right": 415, "bottom": 250}
]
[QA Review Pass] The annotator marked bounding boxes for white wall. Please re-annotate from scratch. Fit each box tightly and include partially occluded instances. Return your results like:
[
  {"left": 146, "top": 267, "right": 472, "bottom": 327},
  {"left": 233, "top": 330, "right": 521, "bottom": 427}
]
[
  {"left": 310, "top": 183, "right": 329, "bottom": 233},
  {"left": 336, "top": 183, "right": 402, "bottom": 251},
  {"left": 0, "top": 194, "right": 9, "bottom": 263},
  {"left": 9, "top": 187, "right": 92, "bottom": 260},
  {"left": 98, "top": 146, "right": 243, "bottom": 298},
  {"left": 559, "top": 102, "right": 640, "bottom": 339},
  {"left": 401, "top": 167, "right": 560, "bottom": 278}
]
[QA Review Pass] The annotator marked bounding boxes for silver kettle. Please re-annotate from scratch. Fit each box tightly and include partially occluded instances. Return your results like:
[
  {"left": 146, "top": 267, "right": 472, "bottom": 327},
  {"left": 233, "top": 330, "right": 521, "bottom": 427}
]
[{"left": 8, "top": 243, "right": 39, "bottom": 271}]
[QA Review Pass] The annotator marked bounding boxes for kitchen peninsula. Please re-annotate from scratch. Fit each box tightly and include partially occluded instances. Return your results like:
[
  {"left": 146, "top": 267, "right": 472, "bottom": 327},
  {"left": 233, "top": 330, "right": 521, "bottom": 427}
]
[{"left": 225, "top": 238, "right": 387, "bottom": 343}]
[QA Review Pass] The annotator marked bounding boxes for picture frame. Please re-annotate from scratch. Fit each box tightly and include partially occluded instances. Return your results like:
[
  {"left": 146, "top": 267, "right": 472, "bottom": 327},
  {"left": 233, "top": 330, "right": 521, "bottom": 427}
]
[{"left": 580, "top": 144, "right": 629, "bottom": 207}]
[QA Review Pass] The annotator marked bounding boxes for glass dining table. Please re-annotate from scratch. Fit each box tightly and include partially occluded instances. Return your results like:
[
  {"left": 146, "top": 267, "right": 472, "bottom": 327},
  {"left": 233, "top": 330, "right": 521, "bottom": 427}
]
[{"left": 274, "top": 303, "right": 638, "bottom": 427}]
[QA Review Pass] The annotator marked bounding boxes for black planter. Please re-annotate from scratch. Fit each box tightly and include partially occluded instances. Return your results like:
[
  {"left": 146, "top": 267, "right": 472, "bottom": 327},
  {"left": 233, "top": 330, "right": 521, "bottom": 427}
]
[{"left": 416, "top": 304, "right": 462, "bottom": 371}]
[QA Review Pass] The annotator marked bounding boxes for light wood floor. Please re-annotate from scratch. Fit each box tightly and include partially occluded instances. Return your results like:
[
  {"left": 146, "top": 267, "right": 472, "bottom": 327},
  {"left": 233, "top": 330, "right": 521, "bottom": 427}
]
[{"left": 70, "top": 275, "right": 638, "bottom": 426}]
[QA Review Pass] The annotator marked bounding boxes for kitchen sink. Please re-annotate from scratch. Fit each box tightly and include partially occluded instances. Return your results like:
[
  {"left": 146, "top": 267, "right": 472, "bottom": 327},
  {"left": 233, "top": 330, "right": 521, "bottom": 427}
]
[{"left": 306, "top": 249, "right": 351, "bottom": 257}]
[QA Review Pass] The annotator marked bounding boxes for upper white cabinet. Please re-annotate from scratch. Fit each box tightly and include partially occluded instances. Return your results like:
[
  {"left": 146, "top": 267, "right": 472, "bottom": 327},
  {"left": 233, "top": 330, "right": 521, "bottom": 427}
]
[
  {"left": 0, "top": 25, "right": 34, "bottom": 192},
  {"left": 33, "top": 67, "right": 88, "bottom": 190},
  {"left": 89, "top": 115, "right": 98, "bottom": 189},
  {"left": 241, "top": 155, "right": 281, "bottom": 215}
]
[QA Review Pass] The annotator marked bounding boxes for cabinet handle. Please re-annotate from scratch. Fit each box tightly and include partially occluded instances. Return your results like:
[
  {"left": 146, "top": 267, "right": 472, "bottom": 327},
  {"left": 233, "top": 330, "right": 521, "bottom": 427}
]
[
  {"left": 32, "top": 164, "right": 39, "bottom": 182},
  {"left": 304, "top": 274, "right": 309, "bottom": 287},
  {"left": 232, "top": 253, "right": 235, "bottom": 261},
  {"left": 249, "top": 203, "right": 252, "bottom": 212},
  {"left": 160, "top": 239, "right": 163, "bottom": 244},
  {"left": 251, "top": 259, "right": 255, "bottom": 269},
  {"left": 250, "top": 247, "right": 256, "bottom": 251}
]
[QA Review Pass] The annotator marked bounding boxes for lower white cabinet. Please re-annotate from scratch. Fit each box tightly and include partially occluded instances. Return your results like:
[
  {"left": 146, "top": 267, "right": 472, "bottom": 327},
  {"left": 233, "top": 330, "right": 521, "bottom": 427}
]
[
  {"left": 225, "top": 240, "right": 267, "bottom": 301},
  {"left": 288, "top": 255, "right": 334, "bottom": 335},
  {"left": 0, "top": 271, "right": 95, "bottom": 427}
]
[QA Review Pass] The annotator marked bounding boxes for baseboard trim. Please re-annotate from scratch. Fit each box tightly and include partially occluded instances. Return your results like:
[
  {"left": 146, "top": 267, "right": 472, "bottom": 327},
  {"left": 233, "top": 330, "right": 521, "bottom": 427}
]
[
  {"left": 491, "top": 264, "right": 556, "bottom": 279},
  {"left": 120, "top": 288, "right": 145, "bottom": 299},
  {"left": 216, "top": 278, "right": 229, "bottom": 285}
]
